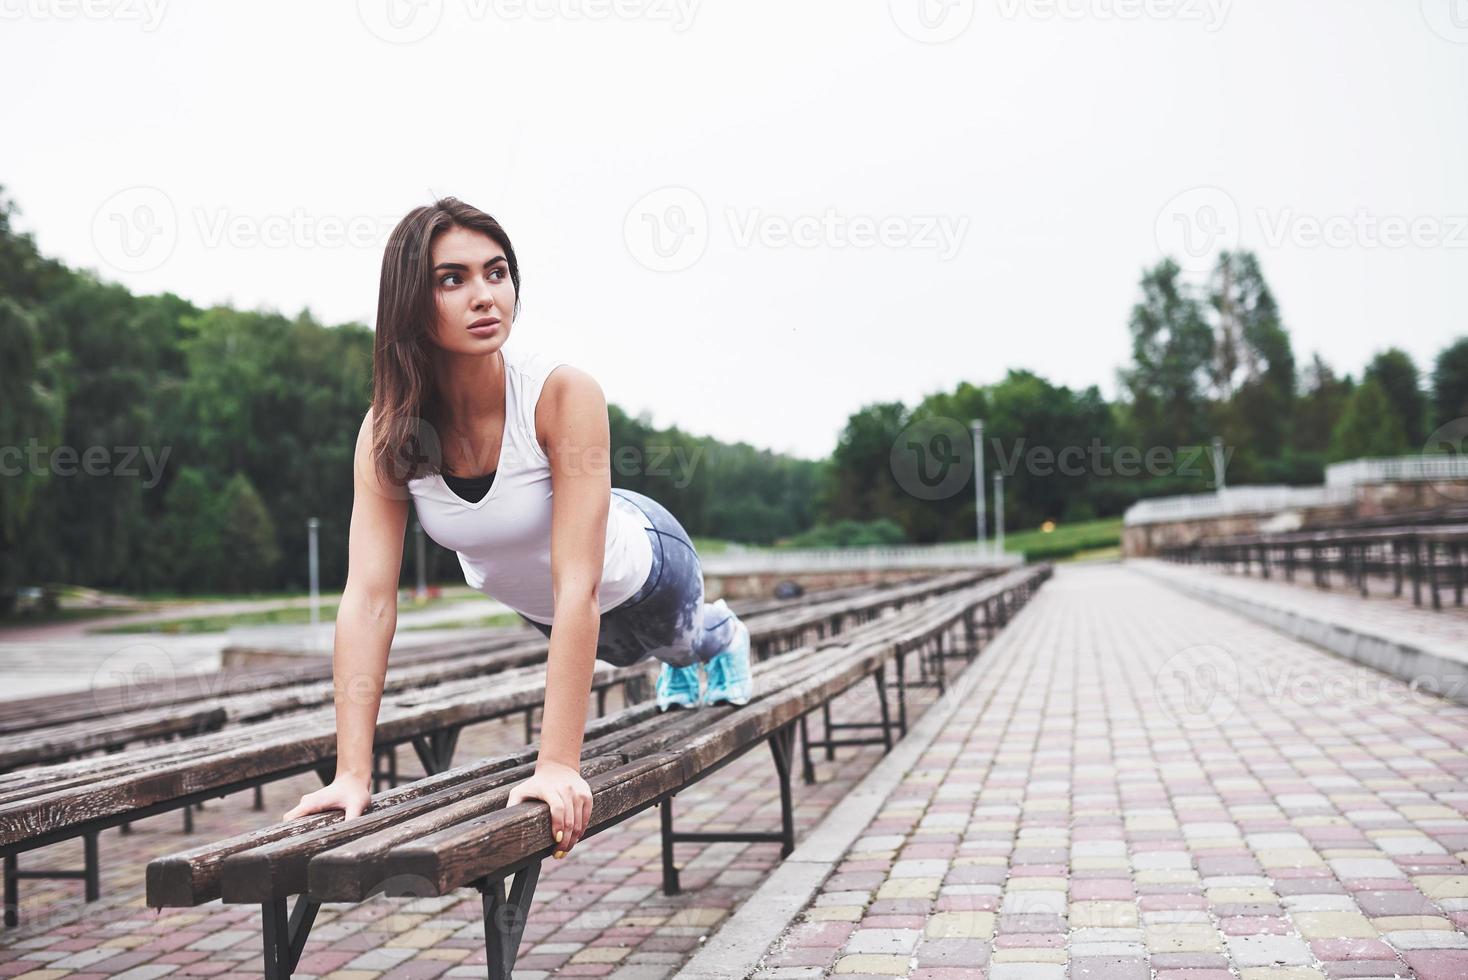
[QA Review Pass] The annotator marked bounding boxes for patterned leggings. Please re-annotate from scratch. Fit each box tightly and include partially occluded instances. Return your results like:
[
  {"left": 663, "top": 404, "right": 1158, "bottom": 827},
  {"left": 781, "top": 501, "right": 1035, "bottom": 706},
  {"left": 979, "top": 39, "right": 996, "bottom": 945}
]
[{"left": 518, "top": 488, "right": 739, "bottom": 668}]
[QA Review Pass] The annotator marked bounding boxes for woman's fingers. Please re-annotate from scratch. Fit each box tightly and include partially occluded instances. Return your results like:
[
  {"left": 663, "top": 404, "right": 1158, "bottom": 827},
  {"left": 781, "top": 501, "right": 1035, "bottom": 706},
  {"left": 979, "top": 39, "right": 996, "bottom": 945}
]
[
  {"left": 544, "top": 789, "right": 567, "bottom": 853},
  {"left": 557, "top": 787, "right": 578, "bottom": 856}
]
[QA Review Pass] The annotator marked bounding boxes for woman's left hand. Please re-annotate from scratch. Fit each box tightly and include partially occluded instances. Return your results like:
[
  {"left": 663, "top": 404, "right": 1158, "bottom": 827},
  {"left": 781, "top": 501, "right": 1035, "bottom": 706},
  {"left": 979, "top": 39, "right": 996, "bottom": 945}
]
[{"left": 506, "top": 760, "right": 594, "bottom": 858}]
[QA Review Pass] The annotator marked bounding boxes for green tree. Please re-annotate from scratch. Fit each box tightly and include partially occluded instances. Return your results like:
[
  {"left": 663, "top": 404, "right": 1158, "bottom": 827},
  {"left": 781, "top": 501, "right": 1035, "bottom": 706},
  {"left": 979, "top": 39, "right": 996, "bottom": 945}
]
[
  {"left": 1330, "top": 379, "right": 1410, "bottom": 460},
  {"left": 1364, "top": 349, "right": 1426, "bottom": 446},
  {"left": 1117, "top": 259, "right": 1213, "bottom": 453},
  {"left": 1431, "top": 337, "right": 1468, "bottom": 432}
]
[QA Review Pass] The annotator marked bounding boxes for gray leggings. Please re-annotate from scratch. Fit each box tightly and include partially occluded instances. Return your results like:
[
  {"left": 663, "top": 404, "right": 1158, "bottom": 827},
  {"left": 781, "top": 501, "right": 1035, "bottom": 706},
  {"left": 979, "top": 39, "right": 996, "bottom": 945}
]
[{"left": 519, "top": 488, "right": 737, "bottom": 668}]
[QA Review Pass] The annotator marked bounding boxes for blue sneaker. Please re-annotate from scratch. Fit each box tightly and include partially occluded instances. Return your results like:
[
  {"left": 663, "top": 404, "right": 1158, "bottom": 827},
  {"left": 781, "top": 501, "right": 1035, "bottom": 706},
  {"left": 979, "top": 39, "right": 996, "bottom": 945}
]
[
  {"left": 656, "top": 661, "right": 702, "bottom": 711},
  {"left": 702, "top": 607, "right": 752, "bottom": 707}
]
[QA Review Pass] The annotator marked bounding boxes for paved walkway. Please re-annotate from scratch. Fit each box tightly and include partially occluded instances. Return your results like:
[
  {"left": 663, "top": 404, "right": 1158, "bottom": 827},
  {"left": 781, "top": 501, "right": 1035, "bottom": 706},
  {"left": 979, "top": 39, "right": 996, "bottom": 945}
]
[{"left": 722, "top": 563, "right": 1468, "bottom": 980}]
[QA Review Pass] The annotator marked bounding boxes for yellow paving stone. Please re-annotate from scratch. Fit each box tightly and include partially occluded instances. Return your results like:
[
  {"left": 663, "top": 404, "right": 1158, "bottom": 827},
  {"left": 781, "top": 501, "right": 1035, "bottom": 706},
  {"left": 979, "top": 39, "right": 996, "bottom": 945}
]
[
  {"left": 621, "top": 915, "right": 668, "bottom": 927},
  {"left": 806, "top": 905, "right": 865, "bottom": 921},
  {"left": 1071, "top": 901, "right": 1138, "bottom": 928},
  {"left": 1291, "top": 912, "right": 1376, "bottom": 938},
  {"left": 667, "top": 907, "right": 727, "bottom": 927},
  {"left": 572, "top": 947, "right": 630, "bottom": 964},
  {"left": 1136, "top": 869, "right": 1200, "bottom": 885},
  {"left": 325, "top": 972, "right": 381, "bottom": 980},
  {"left": 1320, "top": 849, "right": 1385, "bottom": 858},
  {"left": 419, "top": 949, "right": 470, "bottom": 962},
  {"left": 1414, "top": 875, "right": 1468, "bottom": 899},
  {"left": 1025, "top": 799, "right": 1069, "bottom": 812},
  {"left": 1368, "top": 915, "right": 1452, "bottom": 931},
  {"left": 1399, "top": 805, "right": 1458, "bottom": 819},
  {"left": 1072, "top": 857, "right": 1130, "bottom": 870},
  {"left": 835, "top": 954, "right": 912, "bottom": 974},
  {"left": 101, "top": 935, "right": 151, "bottom": 948},
  {"left": 385, "top": 927, "right": 454, "bottom": 948},
  {"left": 1238, "top": 969, "right": 1325, "bottom": 980},
  {"left": 623, "top": 845, "right": 661, "bottom": 859},
  {"left": 878, "top": 877, "right": 941, "bottom": 900},
  {"left": 381, "top": 913, "right": 430, "bottom": 929},
  {"left": 1127, "top": 816, "right": 1178, "bottom": 831},
  {"left": 926, "top": 911, "right": 995, "bottom": 939},
  {"left": 156, "top": 912, "right": 208, "bottom": 928},
  {"left": 1008, "top": 876, "right": 1069, "bottom": 890},
  {"left": 1206, "top": 887, "right": 1277, "bottom": 903},
  {"left": 1256, "top": 849, "right": 1325, "bottom": 868},
  {"left": 993, "top": 948, "right": 1068, "bottom": 964},
  {"left": 12, "top": 972, "right": 70, "bottom": 980},
  {"left": 1145, "top": 924, "right": 1223, "bottom": 952}
]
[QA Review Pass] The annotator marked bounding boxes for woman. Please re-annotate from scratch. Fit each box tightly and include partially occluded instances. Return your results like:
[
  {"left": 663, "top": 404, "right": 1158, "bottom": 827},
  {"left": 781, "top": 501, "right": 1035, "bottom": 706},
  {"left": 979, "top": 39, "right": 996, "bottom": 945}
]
[{"left": 283, "top": 197, "right": 752, "bottom": 860}]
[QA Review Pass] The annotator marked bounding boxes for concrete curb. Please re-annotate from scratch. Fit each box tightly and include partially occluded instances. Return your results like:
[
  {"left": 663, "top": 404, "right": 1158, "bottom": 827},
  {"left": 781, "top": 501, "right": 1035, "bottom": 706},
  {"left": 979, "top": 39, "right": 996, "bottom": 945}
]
[
  {"left": 1129, "top": 560, "right": 1468, "bottom": 708},
  {"left": 673, "top": 594, "right": 1039, "bottom": 980}
]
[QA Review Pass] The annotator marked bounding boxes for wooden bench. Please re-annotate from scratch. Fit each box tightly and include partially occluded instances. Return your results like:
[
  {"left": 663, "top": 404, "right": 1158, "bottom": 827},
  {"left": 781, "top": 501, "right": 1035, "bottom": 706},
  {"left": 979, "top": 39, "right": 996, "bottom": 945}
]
[
  {"left": 1, "top": 570, "right": 996, "bottom": 927},
  {"left": 143, "top": 566, "right": 1050, "bottom": 979}
]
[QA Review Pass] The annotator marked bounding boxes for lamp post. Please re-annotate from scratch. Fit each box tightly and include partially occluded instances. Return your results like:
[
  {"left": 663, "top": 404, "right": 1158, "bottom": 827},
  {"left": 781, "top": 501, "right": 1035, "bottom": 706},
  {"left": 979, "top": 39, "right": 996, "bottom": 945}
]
[
  {"left": 971, "top": 419, "right": 986, "bottom": 555},
  {"left": 306, "top": 517, "right": 321, "bottom": 648},
  {"left": 994, "top": 472, "right": 1005, "bottom": 556}
]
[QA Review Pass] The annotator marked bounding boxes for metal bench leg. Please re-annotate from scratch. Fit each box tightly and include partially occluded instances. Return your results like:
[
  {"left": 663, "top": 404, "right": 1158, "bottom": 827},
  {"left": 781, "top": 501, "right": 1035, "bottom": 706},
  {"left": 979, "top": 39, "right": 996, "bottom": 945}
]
[
  {"left": 4, "top": 852, "right": 16, "bottom": 928},
  {"left": 875, "top": 667, "right": 894, "bottom": 753},
  {"left": 478, "top": 861, "right": 540, "bottom": 980},
  {"left": 254, "top": 785, "right": 265, "bottom": 811},
  {"left": 83, "top": 831, "right": 99, "bottom": 902},
  {"left": 769, "top": 722, "right": 796, "bottom": 858},
  {"left": 895, "top": 648, "right": 909, "bottom": 738},
  {"left": 261, "top": 894, "right": 320, "bottom": 980},
  {"left": 820, "top": 703, "right": 835, "bottom": 761},
  {"left": 798, "top": 714, "right": 816, "bottom": 785},
  {"left": 660, "top": 797, "right": 681, "bottom": 896}
]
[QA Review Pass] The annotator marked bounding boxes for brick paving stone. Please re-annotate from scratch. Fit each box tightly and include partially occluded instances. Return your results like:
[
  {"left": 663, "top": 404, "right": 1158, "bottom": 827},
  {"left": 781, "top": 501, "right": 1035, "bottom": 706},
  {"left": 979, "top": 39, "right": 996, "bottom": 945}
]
[{"left": 756, "top": 566, "right": 1468, "bottom": 980}]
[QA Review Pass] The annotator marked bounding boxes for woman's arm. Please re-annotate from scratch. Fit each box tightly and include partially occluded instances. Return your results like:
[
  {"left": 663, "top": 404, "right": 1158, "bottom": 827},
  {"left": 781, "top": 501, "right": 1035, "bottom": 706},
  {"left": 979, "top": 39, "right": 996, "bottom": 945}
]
[
  {"left": 505, "top": 365, "right": 610, "bottom": 857},
  {"left": 285, "top": 409, "right": 408, "bottom": 822}
]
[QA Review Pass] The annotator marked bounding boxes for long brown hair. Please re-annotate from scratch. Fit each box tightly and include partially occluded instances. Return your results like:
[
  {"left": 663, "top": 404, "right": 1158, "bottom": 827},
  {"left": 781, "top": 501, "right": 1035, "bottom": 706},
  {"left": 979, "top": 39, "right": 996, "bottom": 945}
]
[{"left": 371, "top": 197, "right": 521, "bottom": 488}]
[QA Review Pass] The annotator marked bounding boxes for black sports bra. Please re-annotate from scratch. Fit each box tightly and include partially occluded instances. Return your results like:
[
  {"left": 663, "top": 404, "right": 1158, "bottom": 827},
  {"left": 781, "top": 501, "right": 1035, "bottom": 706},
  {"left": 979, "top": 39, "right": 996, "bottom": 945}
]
[{"left": 441, "top": 469, "right": 497, "bottom": 504}]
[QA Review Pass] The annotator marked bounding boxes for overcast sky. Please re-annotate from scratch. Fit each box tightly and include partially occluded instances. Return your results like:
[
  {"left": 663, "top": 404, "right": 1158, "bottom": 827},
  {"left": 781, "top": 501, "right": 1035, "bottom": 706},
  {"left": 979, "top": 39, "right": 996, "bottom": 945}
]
[{"left": 3, "top": 1, "right": 1465, "bottom": 460}]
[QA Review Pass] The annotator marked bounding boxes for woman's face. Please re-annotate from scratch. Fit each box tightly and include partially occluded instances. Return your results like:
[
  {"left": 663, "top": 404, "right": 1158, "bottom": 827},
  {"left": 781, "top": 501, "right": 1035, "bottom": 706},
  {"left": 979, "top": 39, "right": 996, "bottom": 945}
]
[{"left": 428, "top": 225, "right": 516, "bottom": 356}]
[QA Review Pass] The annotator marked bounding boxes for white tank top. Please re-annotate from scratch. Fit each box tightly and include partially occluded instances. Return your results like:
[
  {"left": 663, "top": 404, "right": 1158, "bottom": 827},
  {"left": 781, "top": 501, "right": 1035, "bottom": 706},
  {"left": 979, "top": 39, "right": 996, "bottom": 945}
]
[{"left": 406, "top": 347, "right": 654, "bottom": 625}]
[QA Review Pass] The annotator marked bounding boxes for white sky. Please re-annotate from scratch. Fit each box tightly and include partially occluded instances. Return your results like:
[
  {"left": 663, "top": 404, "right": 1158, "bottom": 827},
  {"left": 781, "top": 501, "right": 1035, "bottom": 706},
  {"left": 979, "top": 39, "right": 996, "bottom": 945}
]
[{"left": 3, "top": 1, "right": 1465, "bottom": 460}]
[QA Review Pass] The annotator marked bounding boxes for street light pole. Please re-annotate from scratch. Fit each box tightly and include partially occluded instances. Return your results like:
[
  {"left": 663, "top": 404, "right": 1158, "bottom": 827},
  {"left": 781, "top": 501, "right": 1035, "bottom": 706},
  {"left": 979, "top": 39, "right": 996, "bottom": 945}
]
[
  {"left": 994, "top": 472, "right": 1005, "bottom": 556},
  {"left": 306, "top": 517, "right": 321, "bottom": 647},
  {"left": 971, "top": 420, "right": 986, "bottom": 555}
]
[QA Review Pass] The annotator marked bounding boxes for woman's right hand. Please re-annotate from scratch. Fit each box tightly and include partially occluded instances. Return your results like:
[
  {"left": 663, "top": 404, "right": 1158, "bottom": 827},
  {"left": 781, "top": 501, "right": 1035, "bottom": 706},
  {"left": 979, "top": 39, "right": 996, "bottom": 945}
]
[{"left": 283, "top": 774, "right": 373, "bottom": 823}]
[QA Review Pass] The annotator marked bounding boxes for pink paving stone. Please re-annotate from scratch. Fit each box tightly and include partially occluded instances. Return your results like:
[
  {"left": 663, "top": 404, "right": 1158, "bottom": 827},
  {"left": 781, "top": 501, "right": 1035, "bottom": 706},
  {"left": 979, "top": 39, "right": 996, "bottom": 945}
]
[
  {"left": 154, "top": 950, "right": 211, "bottom": 965},
  {"left": 558, "top": 965, "right": 616, "bottom": 976},
  {"left": 174, "top": 964, "right": 231, "bottom": 976},
  {"left": 1403, "top": 950, "right": 1468, "bottom": 980},
  {"left": 1011, "top": 864, "right": 1068, "bottom": 876},
  {"left": 1218, "top": 916, "right": 1291, "bottom": 935},
  {"left": 862, "top": 915, "right": 929, "bottom": 928},
  {"left": 994, "top": 933, "right": 1065, "bottom": 948},
  {"left": 1154, "top": 973, "right": 1237, "bottom": 980},
  {"left": 1071, "top": 880, "right": 1136, "bottom": 900},
  {"left": 902, "top": 844, "right": 958, "bottom": 858},
  {"left": 839, "top": 860, "right": 893, "bottom": 872},
  {"left": 295, "top": 951, "right": 360, "bottom": 973},
  {"left": 1309, "top": 937, "right": 1399, "bottom": 961},
  {"left": 787, "top": 922, "right": 856, "bottom": 947},
  {"left": 936, "top": 895, "right": 999, "bottom": 912},
  {"left": 1343, "top": 878, "right": 1416, "bottom": 890},
  {"left": 912, "top": 968, "right": 984, "bottom": 980}
]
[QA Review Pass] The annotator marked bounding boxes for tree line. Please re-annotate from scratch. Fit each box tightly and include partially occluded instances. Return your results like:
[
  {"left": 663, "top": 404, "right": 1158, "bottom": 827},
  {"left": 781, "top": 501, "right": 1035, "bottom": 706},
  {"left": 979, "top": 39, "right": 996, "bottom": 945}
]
[{"left": 1, "top": 186, "right": 1464, "bottom": 600}]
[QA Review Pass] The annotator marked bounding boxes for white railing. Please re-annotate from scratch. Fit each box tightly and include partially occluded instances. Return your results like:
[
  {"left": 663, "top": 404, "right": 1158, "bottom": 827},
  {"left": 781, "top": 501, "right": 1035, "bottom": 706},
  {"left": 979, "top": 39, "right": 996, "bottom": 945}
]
[
  {"left": 1325, "top": 454, "right": 1468, "bottom": 488},
  {"left": 1123, "top": 485, "right": 1354, "bottom": 527},
  {"left": 701, "top": 541, "right": 1022, "bottom": 574}
]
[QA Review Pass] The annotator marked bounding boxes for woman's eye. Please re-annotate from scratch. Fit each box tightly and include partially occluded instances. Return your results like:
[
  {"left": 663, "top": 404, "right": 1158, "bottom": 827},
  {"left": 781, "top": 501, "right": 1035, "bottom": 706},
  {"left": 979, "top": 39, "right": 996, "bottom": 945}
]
[
  {"left": 489, "top": 268, "right": 505, "bottom": 281},
  {"left": 439, "top": 272, "right": 462, "bottom": 287}
]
